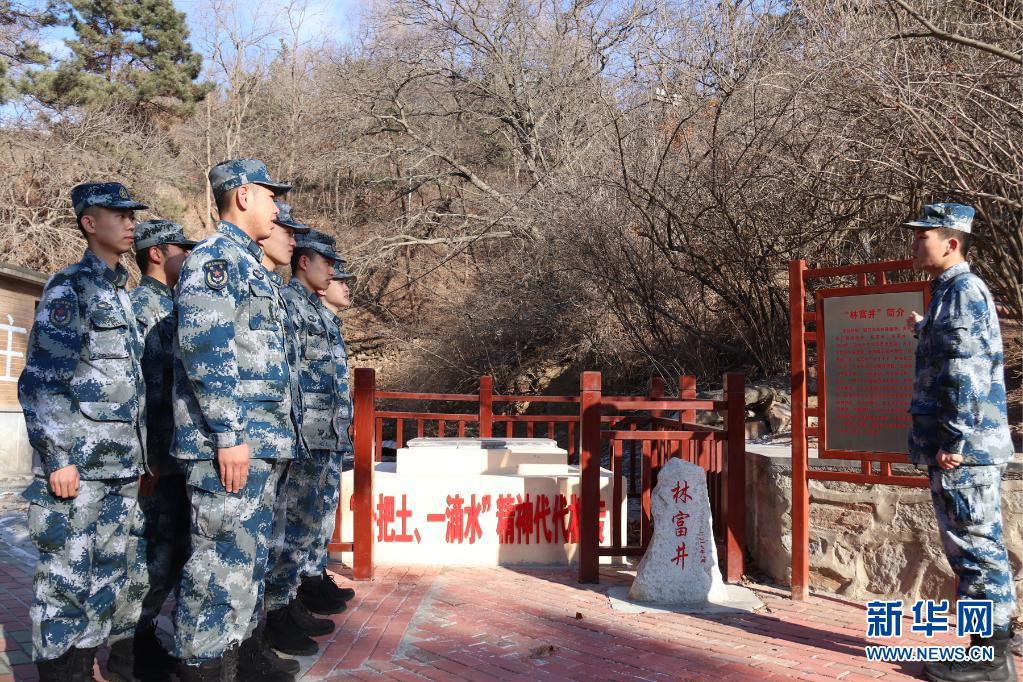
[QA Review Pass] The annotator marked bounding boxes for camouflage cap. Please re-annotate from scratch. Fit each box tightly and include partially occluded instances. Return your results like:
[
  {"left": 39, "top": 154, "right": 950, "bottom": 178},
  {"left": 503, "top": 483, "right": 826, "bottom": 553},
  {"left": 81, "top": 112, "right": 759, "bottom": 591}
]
[
  {"left": 273, "top": 201, "right": 311, "bottom": 234},
  {"left": 331, "top": 260, "right": 356, "bottom": 284},
  {"left": 208, "top": 159, "right": 292, "bottom": 200},
  {"left": 903, "top": 203, "right": 975, "bottom": 234},
  {"left": 295, "top": 229, "right": 339, "bottom": 261},
  {"left": 133, "top": 219, "right": 199, "bottom": 251},
  {"left": 71, "top": 182, "right": 148, "bottom": 217}
]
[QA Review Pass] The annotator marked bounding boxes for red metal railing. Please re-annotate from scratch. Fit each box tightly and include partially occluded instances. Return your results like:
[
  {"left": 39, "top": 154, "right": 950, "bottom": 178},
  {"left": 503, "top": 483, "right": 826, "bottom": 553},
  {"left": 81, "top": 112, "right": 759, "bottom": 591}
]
[
  {"left": 576, "top": 371, "right": 746, "bottom": 584},
  {"left": 331, "top": 369, "right": 747, "bottom": 583},
  {"left": 372, "top": 376, "right": 581, "bottom": 460}
]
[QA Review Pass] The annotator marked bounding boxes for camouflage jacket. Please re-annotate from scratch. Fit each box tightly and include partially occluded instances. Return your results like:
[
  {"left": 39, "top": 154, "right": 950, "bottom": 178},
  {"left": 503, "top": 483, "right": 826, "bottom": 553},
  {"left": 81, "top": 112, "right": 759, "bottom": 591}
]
[
  {"left": 171, "top": 221, "right": 295, "bottom": 461},
  {"left": 273, "top": 270, "right": 307, "bottom": 459},
  {"left": 18, "top": 249, "right": 146, "bottom": 480},
  {"left": 909, "top": 261, "right": 1013, "bottom": 465},
  {"left": 281, "top": 277, "right": 349, "bottom": 454},
  {"left": 331, "top": 310, "right": 353, "bottom": 454},
  {"left": 130, "top": 275, "right": 179, "bottom": 476}
]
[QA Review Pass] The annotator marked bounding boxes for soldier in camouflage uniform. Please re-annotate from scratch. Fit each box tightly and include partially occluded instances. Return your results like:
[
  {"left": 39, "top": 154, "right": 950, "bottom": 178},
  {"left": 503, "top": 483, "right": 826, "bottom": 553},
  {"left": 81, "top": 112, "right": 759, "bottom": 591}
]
[
  {"left": 109, "top": 220, "right": 197, "bottom": 681},
  {"left": 171, "top": 160, "right": 295, "bottom": 681},
  {"left": 234, "top": 201, "right": 310, "bottom": 681},
  {"left": 264, "top": 227, "right": 355, "bottom": 657},
  {"left": 902, "top": 204, "right": 1018, "bottom": 682},
  {"left": 18, "top": 183, "right": 149, "bottom": 681},
  {"left": 302, "top": 259, "right": 357, "bottom": 603}
]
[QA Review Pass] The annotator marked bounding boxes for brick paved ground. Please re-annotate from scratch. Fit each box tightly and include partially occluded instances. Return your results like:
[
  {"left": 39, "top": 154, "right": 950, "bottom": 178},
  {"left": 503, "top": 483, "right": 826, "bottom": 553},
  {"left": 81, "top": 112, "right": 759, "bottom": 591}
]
[{"left": 0, "top": 488, "right": 1019, "bottom": 681}]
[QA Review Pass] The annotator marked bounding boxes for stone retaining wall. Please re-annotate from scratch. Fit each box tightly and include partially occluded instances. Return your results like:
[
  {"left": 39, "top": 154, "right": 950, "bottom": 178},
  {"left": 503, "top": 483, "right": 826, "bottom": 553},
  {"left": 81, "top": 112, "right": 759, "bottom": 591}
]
[{"left": 744, "top": 445, "right": 1023, "bottom": 612}]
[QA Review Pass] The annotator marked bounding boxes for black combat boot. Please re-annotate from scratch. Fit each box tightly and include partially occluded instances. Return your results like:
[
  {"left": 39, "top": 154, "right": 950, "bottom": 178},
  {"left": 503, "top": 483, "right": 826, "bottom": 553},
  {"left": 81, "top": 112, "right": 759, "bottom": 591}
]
[
  {"left": 71, "top": 646, "right": 99, "bottom": 681},
  {"left": 320, "top": 570, "right": 356, "bottom": 602},
  {"left": 258, "top": 629, "right": 301, "bottom": 676},
  {"left": 288, "top": 597, "right": 335, "bottom": 636},
  {"left": 265, "top": 604, "right": 319, "bottom": 656},
  {"left": 36, "top": 648, "right": 79, "bottom": 682},
  {"left": 259, "top": 620, "right": 301, "bottom": 674},
  {"left": 237, "top": 621, "right": 299, "bottom": 677},
  {"left": 132, "top": 626, "right": 177, "bottom": 681},
  {"left": 923, "top": 630, "right": 1017, "bottom": 681},
  {"left": 103, "top": 638, "right": 134, "bottom": 682},
  {"left": 176, "top": 657, "right": 223, "bottom": 682},
  {"left": 296, "top": 574, "right": 346, "bottom": 615},
  {"left": 222, "top": 642, "right": 239, "bottom": 682}
]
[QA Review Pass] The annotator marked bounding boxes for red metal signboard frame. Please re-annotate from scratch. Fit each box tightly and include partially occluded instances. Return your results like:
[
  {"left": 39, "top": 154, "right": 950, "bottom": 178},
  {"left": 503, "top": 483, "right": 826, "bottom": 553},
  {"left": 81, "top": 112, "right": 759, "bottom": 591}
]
[{"left": 789, "top": 259, "right": 930, "bottom": 601}]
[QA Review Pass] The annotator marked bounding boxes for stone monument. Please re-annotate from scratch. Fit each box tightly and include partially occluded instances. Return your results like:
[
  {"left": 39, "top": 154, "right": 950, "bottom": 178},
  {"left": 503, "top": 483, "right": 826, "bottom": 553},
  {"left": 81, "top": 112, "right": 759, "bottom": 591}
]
[{"left": 628, "top": 456, "right": 728, "bottom": 603}]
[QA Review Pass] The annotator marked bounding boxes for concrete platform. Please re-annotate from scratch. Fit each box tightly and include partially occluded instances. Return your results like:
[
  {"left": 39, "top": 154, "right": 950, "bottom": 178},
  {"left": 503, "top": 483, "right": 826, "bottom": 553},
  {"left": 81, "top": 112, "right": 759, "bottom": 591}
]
[
  {"left": 397, "top": 437, "right": 568, "bottom": 476},
  {"left": 336, "top": 438, "right": 626, "bottom": 566},
  {"left": 335, "top": 459, "right": 625, "bottom": 566}
]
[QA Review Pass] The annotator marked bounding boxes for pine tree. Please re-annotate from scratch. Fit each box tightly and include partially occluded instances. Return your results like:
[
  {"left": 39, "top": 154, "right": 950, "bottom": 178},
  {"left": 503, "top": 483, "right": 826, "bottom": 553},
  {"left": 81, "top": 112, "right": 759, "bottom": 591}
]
[
  {"left": 22, "top": 0, "right": 208, "bottom": 116},
  {"left": 0, "top": 0, "right": 56, "bottom": 103}
]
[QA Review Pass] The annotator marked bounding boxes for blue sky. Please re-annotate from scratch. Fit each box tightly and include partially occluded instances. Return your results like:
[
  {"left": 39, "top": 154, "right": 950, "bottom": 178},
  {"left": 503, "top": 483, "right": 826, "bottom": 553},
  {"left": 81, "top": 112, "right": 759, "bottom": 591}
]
[
  {"left": 34, "top": 0, "right": 362, "bottom": 77},
  {"left": 1, "top": 0, "right": 359, "bottom": 120}
]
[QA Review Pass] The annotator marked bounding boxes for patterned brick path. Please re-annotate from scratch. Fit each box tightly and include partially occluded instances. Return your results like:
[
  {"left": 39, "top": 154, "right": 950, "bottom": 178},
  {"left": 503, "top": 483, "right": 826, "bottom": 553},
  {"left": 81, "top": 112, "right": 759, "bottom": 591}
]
[{"left": 0, "top": 486, "right": 1018, "bottom": 680}]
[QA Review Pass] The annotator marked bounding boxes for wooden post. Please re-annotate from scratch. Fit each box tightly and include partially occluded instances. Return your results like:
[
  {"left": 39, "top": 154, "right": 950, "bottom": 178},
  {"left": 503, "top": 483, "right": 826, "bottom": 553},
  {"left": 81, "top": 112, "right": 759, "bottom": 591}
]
[
  {"left": 680, "top": 375, "right": 697, "bottom": 462},
  {"left": 789, "top": 260, "right": 810, "bottom": 599},
  {"left": 578, "top": 371, "right": 602, "bottom": 584},
  {"left": 640, "top": 435, "right": 652, "bottom": 545},
  {"left": 649, "top": 376, "right": 665, "bottom": 468},
  {"left": 479, "top": 375, "right": 493, "bottom": 438},
  {"left": 353, "top": 368, "right": 376, "bottom": 581},
  {"left": 679, "top": 376, "right": 697, "bottom": 414},
  {"left": 611, "top": 439, "right": 623, "bottom": 552},
  {"left": 723, "top": 372, "right": 746, "bottom": 583},
  {"left": 375, "top": 417, "right": 383, "bottom": 461}
]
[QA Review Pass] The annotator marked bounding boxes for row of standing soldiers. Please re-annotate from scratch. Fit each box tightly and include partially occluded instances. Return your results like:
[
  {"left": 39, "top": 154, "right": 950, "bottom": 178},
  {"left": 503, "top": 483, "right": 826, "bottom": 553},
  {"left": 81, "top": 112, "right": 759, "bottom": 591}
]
[{"left": 18, "top": 159, "right": 356, "bottom": 681}]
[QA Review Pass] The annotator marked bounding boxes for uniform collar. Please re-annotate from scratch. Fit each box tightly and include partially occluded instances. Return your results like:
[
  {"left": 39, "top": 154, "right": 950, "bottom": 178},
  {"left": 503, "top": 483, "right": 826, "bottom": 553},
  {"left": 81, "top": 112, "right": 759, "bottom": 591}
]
[
  {"left": 287, "top": 276, "right": 321, "bottom": 305},
  {"left": 139, "top": 274, "right": 173, "bottom": 298},
  {"left": 217, "top": 220, "right": 265, "bottom": 262},
  {"left": 82, "top": 249, "right": 129, "bottom": 288},
  {"left": 931, "top": 261, "right": 970, "bottom": 292},
  {"left": 267, "top": 269, "right": 283, "bottom": 286}
]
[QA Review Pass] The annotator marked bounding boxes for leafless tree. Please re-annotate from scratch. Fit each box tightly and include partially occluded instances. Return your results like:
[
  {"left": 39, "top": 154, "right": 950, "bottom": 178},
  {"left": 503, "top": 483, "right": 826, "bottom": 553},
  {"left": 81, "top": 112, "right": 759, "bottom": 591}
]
[{"left": 0, "top": 0, "right": 1018, "bottom": 403}]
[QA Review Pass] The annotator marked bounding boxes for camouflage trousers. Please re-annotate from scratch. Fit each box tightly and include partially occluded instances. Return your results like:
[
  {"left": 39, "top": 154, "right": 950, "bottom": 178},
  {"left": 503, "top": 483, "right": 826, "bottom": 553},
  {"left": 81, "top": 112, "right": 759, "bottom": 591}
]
[
  {"left": 136, "top": 474, "right": 190, "bottom": 631},
  {"left": 312, "top": 450, "right": 349, "bottom": 576},
  {"left": 24, "top": 476, "right": 146, "bottom": 662},
  {"left": 928, "top": 464, "right": 1017, "bottom": 631},
  {"left": 173, "top": 458, "right": 281, "bottom": 663},
  {"left": 265, "top": 451, "right": 336, "bottom": 609}
]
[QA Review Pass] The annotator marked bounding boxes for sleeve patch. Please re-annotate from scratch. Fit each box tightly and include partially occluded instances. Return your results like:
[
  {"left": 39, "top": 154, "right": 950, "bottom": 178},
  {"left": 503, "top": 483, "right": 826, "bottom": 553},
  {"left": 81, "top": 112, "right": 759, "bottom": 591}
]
[
  {"left": 204, "top": 259, "right": 229, "bottom": 290},
  {"left": 49, "top": 299, "right": 74, "bottom": 326}
]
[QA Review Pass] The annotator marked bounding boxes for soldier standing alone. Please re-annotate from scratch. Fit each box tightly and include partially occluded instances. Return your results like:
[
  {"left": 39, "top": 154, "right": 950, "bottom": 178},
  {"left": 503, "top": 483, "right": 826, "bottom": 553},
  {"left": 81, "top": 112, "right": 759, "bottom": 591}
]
[{"left": 902, "top": 203, "right": 1018, "bottom": 682}]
